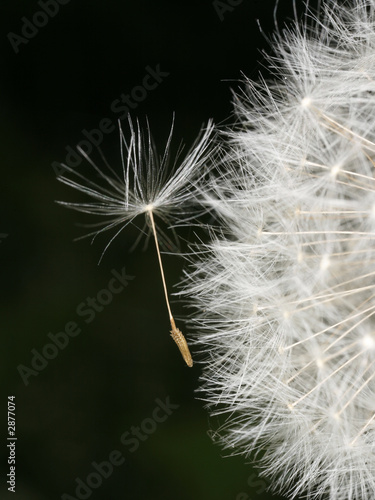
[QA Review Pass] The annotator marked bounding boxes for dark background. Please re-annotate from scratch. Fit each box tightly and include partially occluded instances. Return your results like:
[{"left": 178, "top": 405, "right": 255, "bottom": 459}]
[{"left": 1, "top": 1, "right": 311, "bottom": 499}]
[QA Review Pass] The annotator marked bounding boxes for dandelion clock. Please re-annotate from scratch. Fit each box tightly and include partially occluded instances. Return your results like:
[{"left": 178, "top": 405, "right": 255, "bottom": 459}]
[
  {"left": 57, "top": 0, "right": 375, "bottom": 497},
  {"left": 185, "top": 0, "right": 375, "bottom": 498}
]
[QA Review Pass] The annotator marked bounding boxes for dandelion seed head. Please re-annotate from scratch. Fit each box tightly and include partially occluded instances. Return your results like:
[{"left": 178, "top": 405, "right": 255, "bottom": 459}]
[{"left": 186, "top": 0, "right": 375, "bottom": 498}]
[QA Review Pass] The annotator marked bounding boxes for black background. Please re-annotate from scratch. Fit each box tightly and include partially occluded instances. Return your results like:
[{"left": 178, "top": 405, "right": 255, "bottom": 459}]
[{"left": 1, "top": 1, "right": 311, "bottom": 499}]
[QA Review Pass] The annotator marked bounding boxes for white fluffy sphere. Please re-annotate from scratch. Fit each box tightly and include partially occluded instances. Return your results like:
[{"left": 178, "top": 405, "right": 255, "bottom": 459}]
[{"left": 188, "top": 1, "right": 375, "bottom": 498}]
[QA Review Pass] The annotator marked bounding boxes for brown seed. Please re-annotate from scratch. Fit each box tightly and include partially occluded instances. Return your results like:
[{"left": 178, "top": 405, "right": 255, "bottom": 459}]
[{"left": 170, "top": 327, "right": 193, "bottom": 368}]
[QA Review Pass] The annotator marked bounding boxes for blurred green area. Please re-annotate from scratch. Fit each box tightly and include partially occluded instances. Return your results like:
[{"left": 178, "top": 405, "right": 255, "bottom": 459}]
[{"left": 0, "top": 0, "right": 306, "bottom": 498}]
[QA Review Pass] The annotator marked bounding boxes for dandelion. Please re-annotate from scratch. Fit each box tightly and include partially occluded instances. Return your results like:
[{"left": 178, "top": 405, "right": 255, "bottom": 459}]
[
  {"left": 186, "top": 0, "right": 375, "bottom": 498},
  {"left": 58, "top": 117, "right": 214, "bottom": 367}
]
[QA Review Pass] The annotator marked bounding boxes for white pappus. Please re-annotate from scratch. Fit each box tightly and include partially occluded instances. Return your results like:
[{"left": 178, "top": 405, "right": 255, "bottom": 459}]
[{"left": 186, "top": 0, "right": 375, "bottom": 498}]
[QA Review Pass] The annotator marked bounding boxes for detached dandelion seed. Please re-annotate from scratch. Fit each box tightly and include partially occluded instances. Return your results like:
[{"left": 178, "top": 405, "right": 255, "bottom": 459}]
[{"left": 58, "top": 117, "right": 213, "bottom": 367}]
